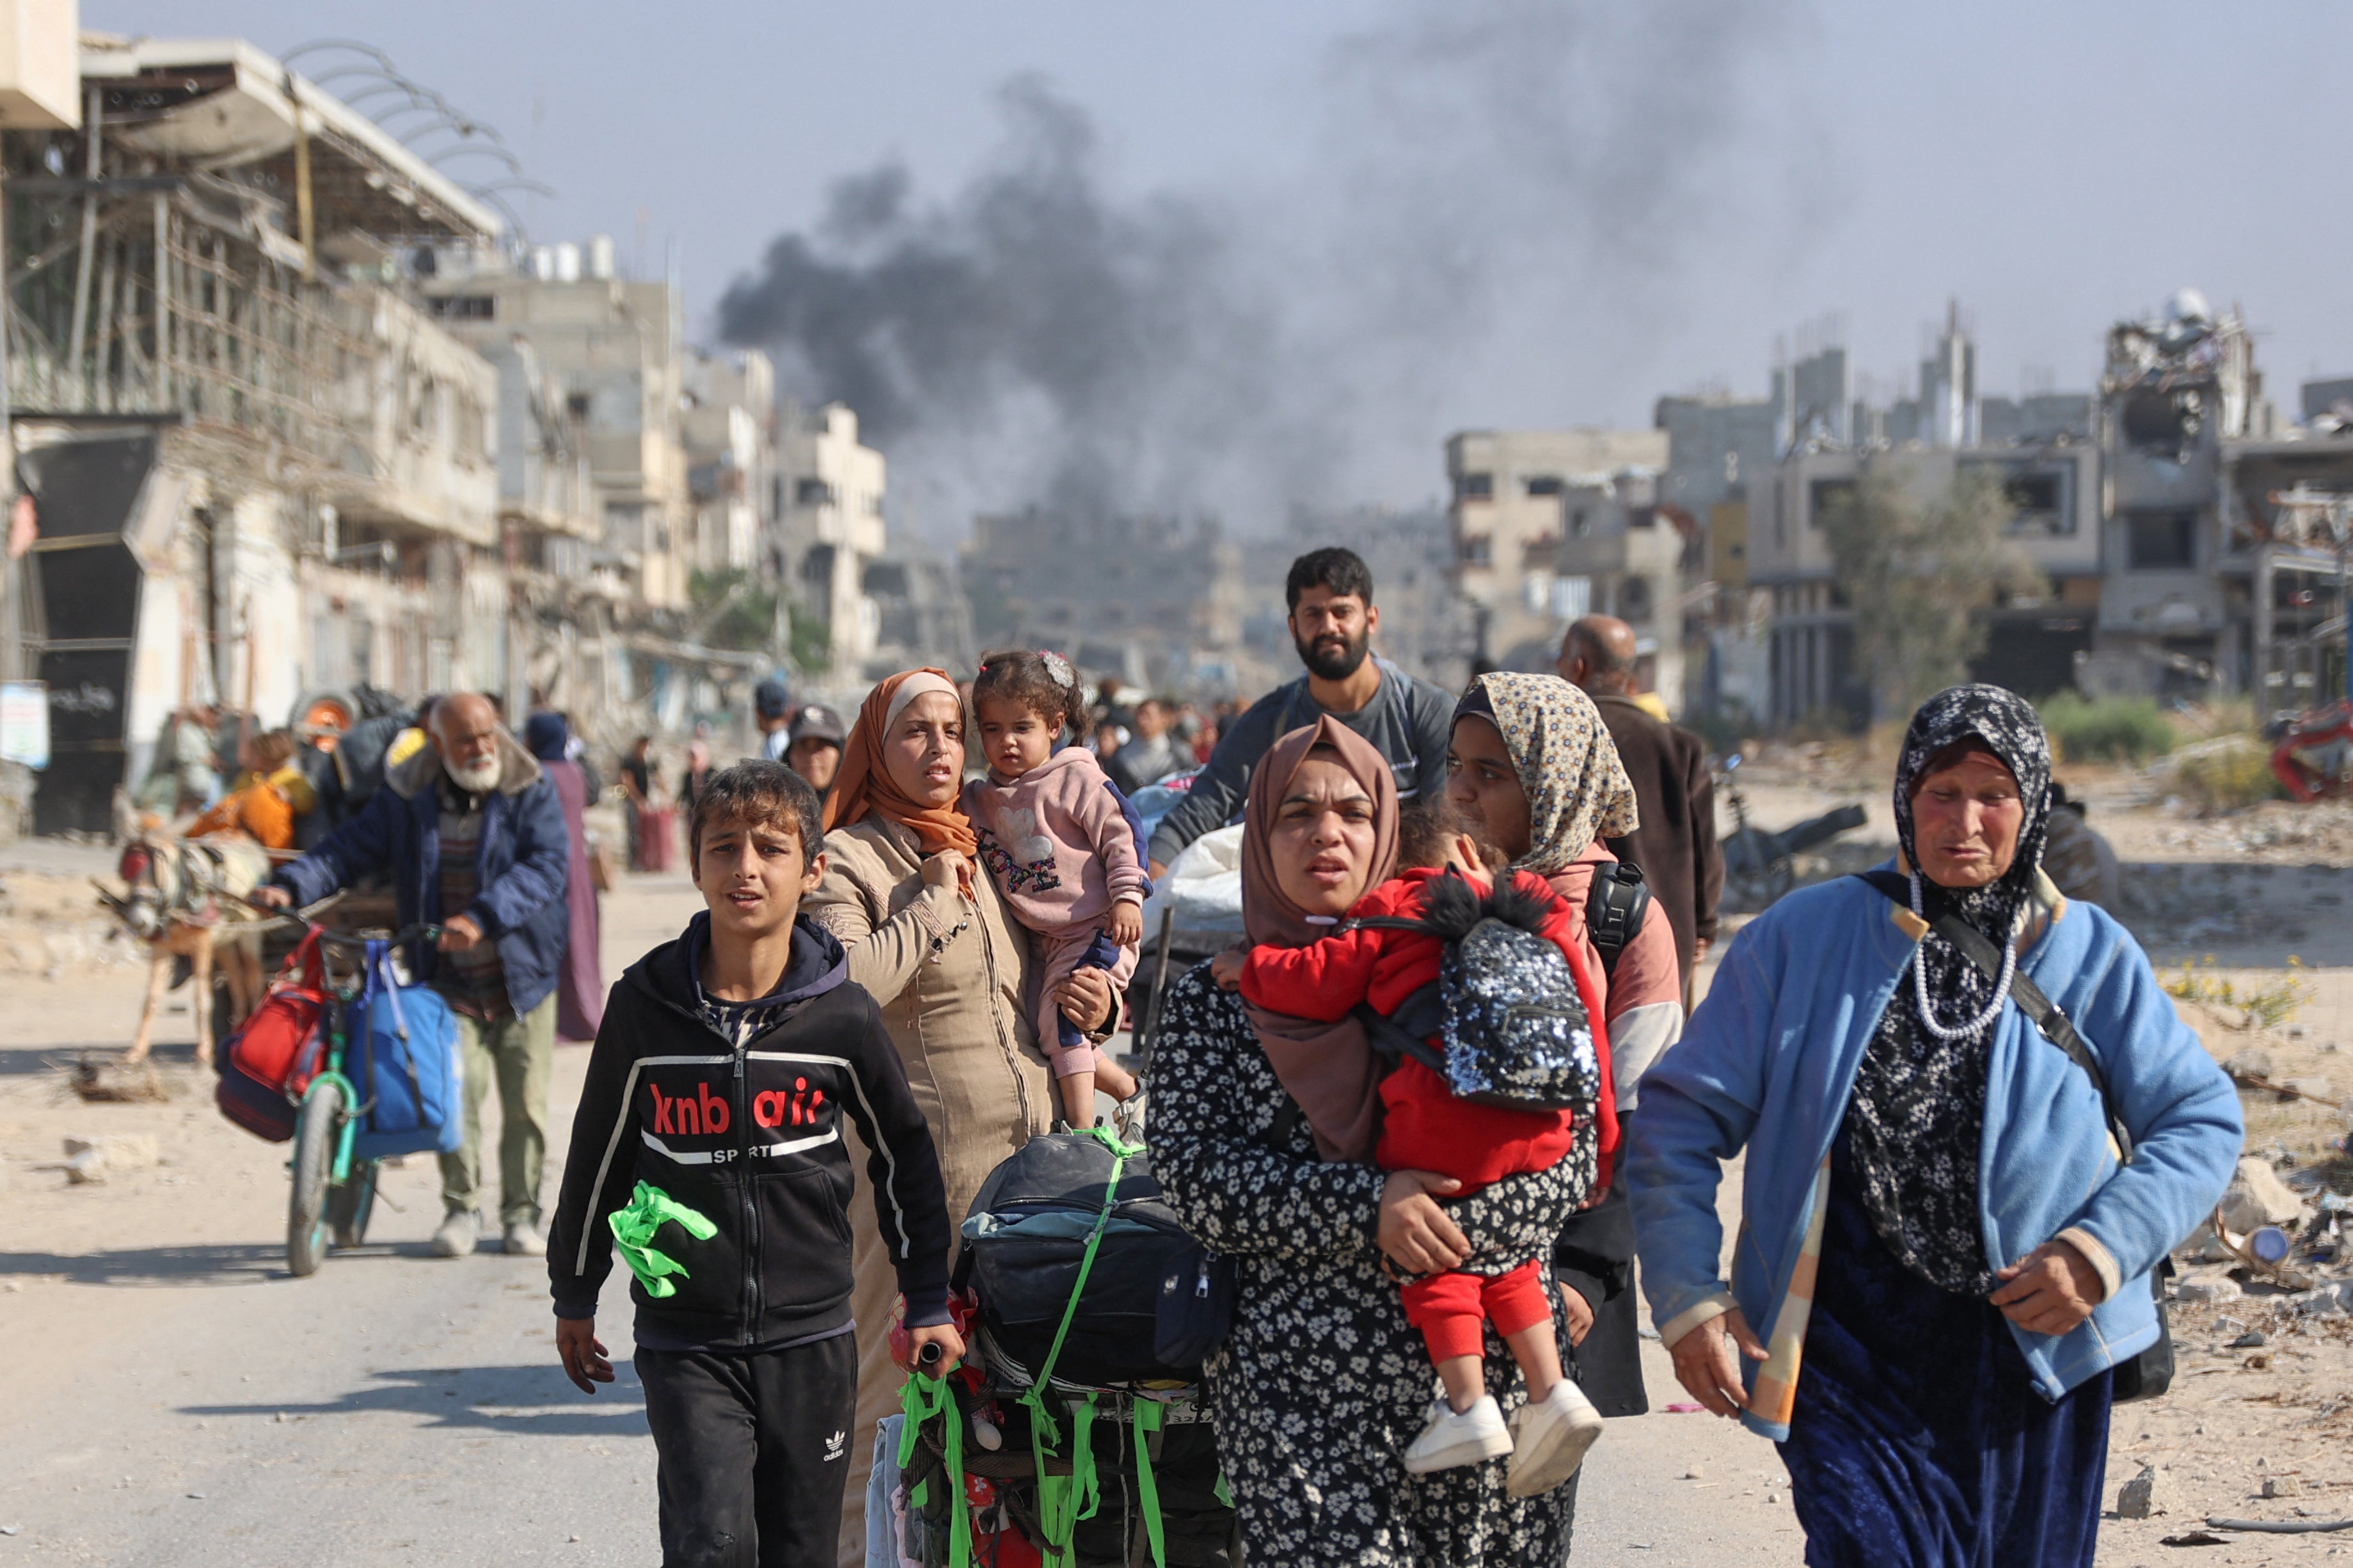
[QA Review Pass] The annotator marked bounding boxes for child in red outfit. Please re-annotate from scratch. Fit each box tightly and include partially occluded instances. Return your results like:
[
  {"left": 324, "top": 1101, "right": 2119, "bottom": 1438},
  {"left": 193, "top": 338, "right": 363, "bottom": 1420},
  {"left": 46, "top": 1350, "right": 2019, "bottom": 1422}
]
[{"left": 1211, "top": 809, "right": 1612, "bottom": 1494}]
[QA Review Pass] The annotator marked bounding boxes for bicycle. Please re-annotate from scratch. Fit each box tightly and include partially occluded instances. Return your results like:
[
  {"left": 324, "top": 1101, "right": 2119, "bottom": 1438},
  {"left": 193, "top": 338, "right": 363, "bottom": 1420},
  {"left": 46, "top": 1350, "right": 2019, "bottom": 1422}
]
[{"left": 271, "top": 915, "right": 441, "bottom": 1277}]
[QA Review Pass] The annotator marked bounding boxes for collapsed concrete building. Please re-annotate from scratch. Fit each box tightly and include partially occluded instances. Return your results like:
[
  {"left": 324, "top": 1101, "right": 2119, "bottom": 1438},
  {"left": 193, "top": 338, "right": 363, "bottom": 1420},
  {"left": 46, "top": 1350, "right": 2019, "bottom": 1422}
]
[
  {"left": 1664, "top": 293, "right": 2353, "bottom": 729},
  {"left": 0, "top": 35, "right": 824, "bottom": 834}
]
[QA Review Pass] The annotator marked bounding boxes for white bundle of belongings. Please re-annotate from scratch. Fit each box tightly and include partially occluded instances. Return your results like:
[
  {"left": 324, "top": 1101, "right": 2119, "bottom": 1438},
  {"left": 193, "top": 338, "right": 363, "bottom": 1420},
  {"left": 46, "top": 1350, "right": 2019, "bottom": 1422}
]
[{"left": 1137, "top": 826, "right": 1246, "bottom": 949}]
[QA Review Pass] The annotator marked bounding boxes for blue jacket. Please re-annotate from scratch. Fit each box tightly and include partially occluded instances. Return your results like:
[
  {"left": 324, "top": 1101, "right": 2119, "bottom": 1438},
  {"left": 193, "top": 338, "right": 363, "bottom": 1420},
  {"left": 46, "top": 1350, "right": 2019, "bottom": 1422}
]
[
  {"left": 1627, "top": 869, "right": 2239, "bottom": 1438},
  {"left": 273, "top": 731, "right": 572, "bottom": 1019}
]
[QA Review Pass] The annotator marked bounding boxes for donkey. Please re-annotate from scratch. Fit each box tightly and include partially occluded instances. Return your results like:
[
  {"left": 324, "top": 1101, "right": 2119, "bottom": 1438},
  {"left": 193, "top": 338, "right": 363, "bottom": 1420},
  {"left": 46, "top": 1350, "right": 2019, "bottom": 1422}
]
[{"left": 95, "top": 821, "right": 277, "bottom": 1068}]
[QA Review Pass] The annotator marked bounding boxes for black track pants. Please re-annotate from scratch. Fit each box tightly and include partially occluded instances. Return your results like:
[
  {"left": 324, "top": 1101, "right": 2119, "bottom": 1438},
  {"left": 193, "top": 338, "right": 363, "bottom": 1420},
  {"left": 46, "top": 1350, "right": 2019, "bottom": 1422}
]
[{"left": 635, "top": 1334, "right": 861, "bottom": 1568}]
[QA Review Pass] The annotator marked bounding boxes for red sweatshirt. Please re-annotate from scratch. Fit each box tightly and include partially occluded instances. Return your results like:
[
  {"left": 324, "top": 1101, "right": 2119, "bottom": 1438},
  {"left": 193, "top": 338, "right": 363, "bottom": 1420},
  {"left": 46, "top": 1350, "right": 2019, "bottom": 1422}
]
[{"left": 1239, "top": 867, "right": 1618, "bottom": 1192}]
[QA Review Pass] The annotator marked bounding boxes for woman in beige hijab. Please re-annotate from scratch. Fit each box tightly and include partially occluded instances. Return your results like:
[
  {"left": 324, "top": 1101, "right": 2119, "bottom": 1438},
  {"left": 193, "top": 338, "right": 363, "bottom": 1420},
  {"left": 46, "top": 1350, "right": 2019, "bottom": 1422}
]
[{"left": 805, "top": 669, "right": 1114, "bottom": 1565}]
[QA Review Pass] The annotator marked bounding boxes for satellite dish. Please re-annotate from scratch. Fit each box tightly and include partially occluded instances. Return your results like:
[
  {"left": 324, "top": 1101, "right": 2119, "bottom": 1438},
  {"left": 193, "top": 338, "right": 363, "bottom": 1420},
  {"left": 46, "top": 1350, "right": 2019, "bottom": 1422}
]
[{"left": 2166, "top": 287, "right": 2211, "bottom": 324}]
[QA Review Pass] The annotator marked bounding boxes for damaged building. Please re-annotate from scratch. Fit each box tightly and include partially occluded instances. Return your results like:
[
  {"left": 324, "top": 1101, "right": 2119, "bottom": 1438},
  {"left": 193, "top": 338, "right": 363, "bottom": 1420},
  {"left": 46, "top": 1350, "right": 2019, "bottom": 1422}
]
[
  {"left": 962, "top": 510, "right": 1258, "bottom": 695},
  {"left": 0, "top": 35, "right": 803, "bottom": 834},
  {"left": 1656, "top": 292, "right": 2353, "bottom": 729},
  {"left": 1444, "top": 425, "right": 1672, "bottom": 679}
]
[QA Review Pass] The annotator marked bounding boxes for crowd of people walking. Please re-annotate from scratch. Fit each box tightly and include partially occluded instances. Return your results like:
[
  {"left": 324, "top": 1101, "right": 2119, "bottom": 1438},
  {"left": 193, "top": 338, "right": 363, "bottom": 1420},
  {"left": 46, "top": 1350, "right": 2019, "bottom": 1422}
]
[{"left": 136, "top": 541, "right": 2244, "bottom": 1567}]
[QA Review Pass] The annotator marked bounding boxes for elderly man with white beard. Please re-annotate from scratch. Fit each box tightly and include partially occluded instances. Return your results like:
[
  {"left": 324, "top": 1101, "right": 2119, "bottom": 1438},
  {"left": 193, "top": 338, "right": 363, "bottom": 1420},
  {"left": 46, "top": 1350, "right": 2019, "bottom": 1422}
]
[{"left": 259, "top": 693, "right": 573, "bottom": 1258}]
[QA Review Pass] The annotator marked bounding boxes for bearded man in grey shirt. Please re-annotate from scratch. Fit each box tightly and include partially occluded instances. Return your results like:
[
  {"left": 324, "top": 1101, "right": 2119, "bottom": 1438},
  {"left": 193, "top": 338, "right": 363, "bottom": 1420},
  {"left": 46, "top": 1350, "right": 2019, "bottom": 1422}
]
[{"left": 1147, "top": 547, "right": 1455, "bottom": 876}]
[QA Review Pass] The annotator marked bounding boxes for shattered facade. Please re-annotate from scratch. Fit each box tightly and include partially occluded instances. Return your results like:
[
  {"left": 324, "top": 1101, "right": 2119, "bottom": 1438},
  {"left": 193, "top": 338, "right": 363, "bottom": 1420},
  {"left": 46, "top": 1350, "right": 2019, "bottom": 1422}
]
[
  {"left": 1444, "top": 426, "right": 1671, "bottom": 679},
  {"left": 0, "top": 35, "right": 796, "bottom": 835},
  {"left": 1656, "top": 291, "right": 2353, "bottom": 729}
]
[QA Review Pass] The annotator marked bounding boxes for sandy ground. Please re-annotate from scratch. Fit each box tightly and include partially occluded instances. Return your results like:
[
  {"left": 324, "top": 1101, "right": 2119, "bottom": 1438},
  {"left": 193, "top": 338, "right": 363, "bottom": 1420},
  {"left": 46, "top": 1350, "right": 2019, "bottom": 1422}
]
[{"left": 3, "top": 755, "right": 2351, "bottom": 1564}]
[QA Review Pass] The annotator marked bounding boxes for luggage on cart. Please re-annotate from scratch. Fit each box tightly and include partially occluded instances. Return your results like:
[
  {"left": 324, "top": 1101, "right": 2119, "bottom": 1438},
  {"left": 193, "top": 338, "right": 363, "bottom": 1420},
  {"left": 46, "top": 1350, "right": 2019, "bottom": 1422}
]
[{"left": 891, "top": 1128, "right": 1239, "bottom": 1568}]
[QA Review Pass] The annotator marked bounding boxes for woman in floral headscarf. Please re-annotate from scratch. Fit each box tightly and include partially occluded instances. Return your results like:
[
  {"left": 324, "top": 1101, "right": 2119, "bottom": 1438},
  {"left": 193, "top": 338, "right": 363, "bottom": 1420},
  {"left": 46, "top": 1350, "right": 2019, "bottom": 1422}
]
[
  {"left": 1444, "top": 672, "right": 1685, "bottom": 1445},
  {"left": 1627, "top": 685, "right": 2239, "bottom": 1567},
  {"left": 804, "top": 668, "right": 1118, "bottom": 1567}
]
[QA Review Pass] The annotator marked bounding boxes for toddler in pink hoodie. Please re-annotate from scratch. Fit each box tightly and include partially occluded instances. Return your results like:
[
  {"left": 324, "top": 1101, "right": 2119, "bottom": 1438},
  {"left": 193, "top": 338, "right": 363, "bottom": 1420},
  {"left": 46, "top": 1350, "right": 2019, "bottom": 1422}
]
[{"left": 963, "top": 650, "right": 1146, "bottom": 1128}]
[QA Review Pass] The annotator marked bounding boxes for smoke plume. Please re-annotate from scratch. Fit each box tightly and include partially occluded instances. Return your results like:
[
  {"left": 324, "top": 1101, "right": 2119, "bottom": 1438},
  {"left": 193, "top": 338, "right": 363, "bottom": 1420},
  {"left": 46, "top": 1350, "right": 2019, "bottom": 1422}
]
[{"left": 717, "top": 0, "right": 1810, "bottom": 537}]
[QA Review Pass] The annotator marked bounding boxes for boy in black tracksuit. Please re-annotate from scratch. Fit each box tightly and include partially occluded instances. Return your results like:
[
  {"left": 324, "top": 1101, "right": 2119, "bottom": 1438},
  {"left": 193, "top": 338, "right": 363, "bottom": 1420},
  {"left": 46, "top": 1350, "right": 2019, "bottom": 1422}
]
[{"left": 548, "top": 761, "right": 959, "bottom": 1568}]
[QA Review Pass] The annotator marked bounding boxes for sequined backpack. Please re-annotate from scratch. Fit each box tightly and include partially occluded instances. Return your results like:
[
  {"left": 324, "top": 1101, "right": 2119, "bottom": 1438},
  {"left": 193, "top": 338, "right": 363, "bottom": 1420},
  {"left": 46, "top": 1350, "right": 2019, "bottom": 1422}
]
[{"left": 1351, "top": 871, "right": 1603, "bottom": 1113}]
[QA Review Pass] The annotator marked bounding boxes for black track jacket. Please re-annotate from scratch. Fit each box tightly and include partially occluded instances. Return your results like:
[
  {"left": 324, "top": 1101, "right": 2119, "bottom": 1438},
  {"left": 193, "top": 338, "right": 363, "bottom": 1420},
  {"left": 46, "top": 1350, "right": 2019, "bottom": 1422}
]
[{"left": 547, "top": 913, "right": 952, "bottom": 1347}]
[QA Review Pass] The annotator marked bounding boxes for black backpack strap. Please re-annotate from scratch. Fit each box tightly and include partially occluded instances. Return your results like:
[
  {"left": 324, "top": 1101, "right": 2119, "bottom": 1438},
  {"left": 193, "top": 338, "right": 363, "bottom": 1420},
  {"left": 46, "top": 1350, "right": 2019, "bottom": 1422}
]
[
  {"left": 1851, "top": 872, "right": 2132, "bottom": 1162},
  {"left": 1353, "top": 999, "right": 1448, "bottom": 1077},
  {"left": 1587, "top": 850, "right": 1651, "bottom": 979}
]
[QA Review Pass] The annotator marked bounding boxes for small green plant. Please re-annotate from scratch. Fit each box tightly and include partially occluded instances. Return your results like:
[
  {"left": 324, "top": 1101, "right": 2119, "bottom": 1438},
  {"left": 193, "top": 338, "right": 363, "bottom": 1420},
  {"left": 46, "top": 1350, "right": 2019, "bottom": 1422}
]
[
  {"left": 2162, "top": 954, "right": 2310, "bottom": 1030},
  {"left": 2171, "top": 736, "right": 2284, "bottom": 811},
  {"left": 2038, "top": 692, "right": 2176, "bottom": 763}
]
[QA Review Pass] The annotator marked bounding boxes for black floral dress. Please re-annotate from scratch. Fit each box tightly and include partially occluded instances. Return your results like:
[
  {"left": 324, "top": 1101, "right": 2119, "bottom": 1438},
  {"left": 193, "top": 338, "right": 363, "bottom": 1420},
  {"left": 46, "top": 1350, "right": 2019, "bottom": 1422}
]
[{"left": 1149, "top": 966, "right": 1588, "bottom": 1565}]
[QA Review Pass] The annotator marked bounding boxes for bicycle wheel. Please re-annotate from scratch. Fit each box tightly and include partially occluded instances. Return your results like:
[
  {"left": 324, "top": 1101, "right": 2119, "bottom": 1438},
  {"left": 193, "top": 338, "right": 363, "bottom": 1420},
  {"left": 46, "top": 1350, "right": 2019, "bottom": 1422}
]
[
  {"left": 328, "top": 1159, "right": 379, "bottom": 1249},
  {"left": 287, "top": 1079, "right": 343, "bottom": 1277}
]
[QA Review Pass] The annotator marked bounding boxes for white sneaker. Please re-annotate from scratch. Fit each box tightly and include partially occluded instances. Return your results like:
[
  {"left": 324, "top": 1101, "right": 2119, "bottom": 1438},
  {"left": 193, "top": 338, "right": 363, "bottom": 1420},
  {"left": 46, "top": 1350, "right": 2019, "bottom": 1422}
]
[
  {"left": 429, "top": 1209, "right": 480, "bottom": 1258},
  {"left": 502, "top": 1219, "right": 546, "bottom": 1257},
  {"left": 1505, "top": 1379, "right": 1605, "bottom": 1497},
  {"left": 1402, "top": 1395, "right": 1513, "bottom": 1475}
]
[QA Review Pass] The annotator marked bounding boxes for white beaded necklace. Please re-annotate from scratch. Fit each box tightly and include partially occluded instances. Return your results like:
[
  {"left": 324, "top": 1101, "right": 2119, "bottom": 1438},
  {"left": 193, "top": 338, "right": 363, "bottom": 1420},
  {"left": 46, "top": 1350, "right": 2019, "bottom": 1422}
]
[{"left": 1907, "top": 870, "right": 2017, "bottom": 1041}]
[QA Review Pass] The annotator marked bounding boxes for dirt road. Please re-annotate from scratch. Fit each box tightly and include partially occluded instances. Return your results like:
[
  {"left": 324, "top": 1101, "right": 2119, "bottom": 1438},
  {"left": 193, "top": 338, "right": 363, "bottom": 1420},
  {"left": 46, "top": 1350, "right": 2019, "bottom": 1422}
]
[{"left": 4, "top": 765, "right": 2350, "bottom": 1566}]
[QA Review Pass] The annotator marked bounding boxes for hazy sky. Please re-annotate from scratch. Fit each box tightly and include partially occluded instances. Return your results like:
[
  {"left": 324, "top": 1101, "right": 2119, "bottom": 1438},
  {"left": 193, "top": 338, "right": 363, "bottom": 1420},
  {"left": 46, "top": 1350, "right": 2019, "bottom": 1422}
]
[{"left": 89, "top": 0, "right": 2353, "bottom": 527}]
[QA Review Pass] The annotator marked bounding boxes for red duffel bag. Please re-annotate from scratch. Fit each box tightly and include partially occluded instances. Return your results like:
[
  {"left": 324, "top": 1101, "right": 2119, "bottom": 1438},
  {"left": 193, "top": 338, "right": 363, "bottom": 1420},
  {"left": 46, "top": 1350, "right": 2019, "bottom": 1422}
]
[{"left": 216, "top": 930, "right": 329, "bottom": 1143}]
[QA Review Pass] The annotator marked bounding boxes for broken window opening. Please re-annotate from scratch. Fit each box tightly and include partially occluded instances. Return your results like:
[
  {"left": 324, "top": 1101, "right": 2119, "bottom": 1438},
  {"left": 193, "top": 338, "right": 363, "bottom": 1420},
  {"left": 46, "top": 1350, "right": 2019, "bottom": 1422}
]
[
  {"left": 2125, "top": 511, "right": 2198, "bottom": 570},
  {"left": 2121, "top": 390, "right": 2202, "bottom": 459}
]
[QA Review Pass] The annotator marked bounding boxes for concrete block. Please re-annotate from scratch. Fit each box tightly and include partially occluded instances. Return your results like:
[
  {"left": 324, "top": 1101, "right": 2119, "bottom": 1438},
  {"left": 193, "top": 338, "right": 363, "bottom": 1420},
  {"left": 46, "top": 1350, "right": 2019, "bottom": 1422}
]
[
  {"left": 2116, "top": 1464, "right": 2175, "bottom": 1518},
  {"left": 2217, "top": 1156, "right": 2306, "bottom": 1233},
  {"left": 2174, "top": 1275, "right": 2242, "bottom": 1305},
  {"left": 62, "top": 1133, "right": 159, "bottom": 1171}
]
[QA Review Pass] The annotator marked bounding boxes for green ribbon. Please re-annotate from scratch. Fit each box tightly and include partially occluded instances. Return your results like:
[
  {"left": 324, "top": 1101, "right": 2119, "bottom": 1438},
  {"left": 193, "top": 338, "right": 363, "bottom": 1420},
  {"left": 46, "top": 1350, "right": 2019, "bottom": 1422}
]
[
  {"left": 606, "top": 1181, "right": 716, "bottom": 1297},
  {"left": 1133, "top": 1399, "right": 1166, "bottom": 1568},
  {"left": 1214, "top": 1471, "right": 1233, "bottom": 1510},
  {"left": 898, "top": 1372, "right": 971, "bottom": 1568},
  {"left": 1015, "top": 1126, "right": 1140, "bottom": 1567}
]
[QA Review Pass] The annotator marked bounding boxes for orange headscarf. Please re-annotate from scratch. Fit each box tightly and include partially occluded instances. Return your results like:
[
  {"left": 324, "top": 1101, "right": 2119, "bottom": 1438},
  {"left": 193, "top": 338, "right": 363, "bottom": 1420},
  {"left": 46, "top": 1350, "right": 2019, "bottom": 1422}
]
[{"left": 821, "top": 668, "right": 979, "bottom": 858}]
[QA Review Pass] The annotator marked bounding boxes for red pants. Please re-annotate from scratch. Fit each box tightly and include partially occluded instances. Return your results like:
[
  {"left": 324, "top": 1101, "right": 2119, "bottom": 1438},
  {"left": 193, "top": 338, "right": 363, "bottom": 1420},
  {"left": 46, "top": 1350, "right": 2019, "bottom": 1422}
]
[{"left": 1398, "top": 1257, "right": 1554, "bottom": 1365}]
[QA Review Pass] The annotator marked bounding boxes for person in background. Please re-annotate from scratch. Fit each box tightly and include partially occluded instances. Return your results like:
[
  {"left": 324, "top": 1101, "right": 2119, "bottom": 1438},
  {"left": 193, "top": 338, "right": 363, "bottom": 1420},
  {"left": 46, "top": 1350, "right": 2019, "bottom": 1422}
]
[
  {"left": 1093, "top": 673, "right": 1136, "bottom": 735},
  {"left": 754, "top": 677, "right": 793, "bottom": 762},
  {"left": 1091, "top": 715, "right": 1129, "bottom": 770},
  {"left": 1149, "top": 547, "right": 1454, "bottom": 876},
  {"left": 681, "top": 740, "right": 714, "bottom": 812},
  {"left": 525, "top": 712, "right": 605, "bottom": 1044},
  {"left": 1189, "top": 706, "right": 1221, "bottom": 766},
  {"left": 784, "top": 704, "right": 846, "bottom": 800},
  {"left": 139, "top": 702, "right": 224, "bottom": 816},
  {"left": 621, "top": 735, "right": 656, "bottom": 872},
  {"left": 185, "top": 729, "right": 315, "bottom": 849},
  {"left": 1109, "top": 697, "right": 1185, "bottom": 795},
  {"left": 258, "top": 692, "right": 572, "bottom": 1258},
  {"left": 1558, "top": 615, "right": 1723, "bottom": 993}
]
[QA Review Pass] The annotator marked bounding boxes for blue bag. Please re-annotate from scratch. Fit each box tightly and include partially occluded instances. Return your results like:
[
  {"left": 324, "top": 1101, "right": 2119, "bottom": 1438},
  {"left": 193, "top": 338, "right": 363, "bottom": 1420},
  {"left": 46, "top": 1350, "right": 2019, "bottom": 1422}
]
[{"left": 349, "top": 949, "right": 463, "bottom": 1161}]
